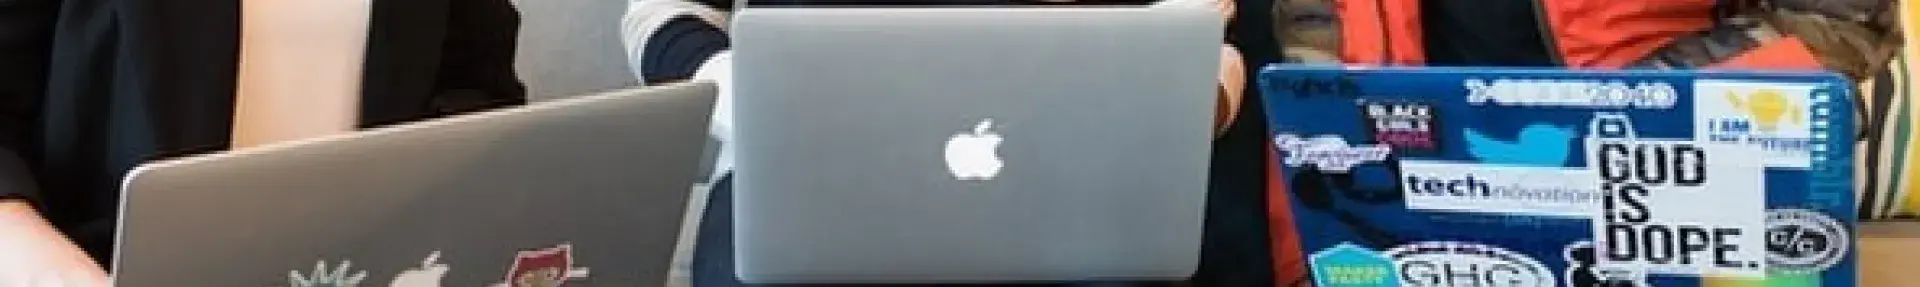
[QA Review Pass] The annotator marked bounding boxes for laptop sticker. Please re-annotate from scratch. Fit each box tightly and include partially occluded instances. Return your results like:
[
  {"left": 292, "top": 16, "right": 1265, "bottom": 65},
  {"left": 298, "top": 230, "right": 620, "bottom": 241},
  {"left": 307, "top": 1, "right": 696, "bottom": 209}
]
[
  {"left": 1382, "top": 241, "right": 1555, "bottom": 287},
  {"left": 492, "top": 244, "right": 589, "bottom": 287},
  {"left": 1462, "top": 124, "right": 1577, "bottom": 167},
  {"left": 1358, "top": 101, "right": 1440, "bottom": 154},
  {"left": 1764, "top": 208, "right": 1850, "bottom": 274},
  {"left": 1586, "top": 114, "right": 1769, "bottom": 278},
  {"left": 388, "top": 252, "right": 449, "bottom": 287},
  {"left": 284, "top": 260, "right": 369, "bottom": 287},
  {"left": 1563, "top": 241, "right": 1650, "bottom": 287},
  {"left": 1398, "top": 160, "right": 1596, "bottom": 218},
  {"left": 1695, "top": 81, "right": 1822, "bottom": 169},
  {"left": 1307, "top": 243, "right": 1397, "bottom": 287},
  {"left": 1272, "top": 134, "right": 1392, "bottom": 173}
]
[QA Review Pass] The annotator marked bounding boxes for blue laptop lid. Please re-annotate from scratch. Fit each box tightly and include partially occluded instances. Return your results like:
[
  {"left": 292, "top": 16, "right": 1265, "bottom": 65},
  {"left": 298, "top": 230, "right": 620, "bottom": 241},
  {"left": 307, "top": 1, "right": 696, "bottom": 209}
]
[{"left": 1257, "top": 65, "right": 1857, "bottom": 287}]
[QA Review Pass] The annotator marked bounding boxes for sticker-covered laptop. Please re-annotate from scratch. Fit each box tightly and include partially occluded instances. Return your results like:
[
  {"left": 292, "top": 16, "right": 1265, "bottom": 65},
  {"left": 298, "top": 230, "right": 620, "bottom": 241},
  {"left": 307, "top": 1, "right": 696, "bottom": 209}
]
[{"left": 1259, "top": 66, "right": 1857, "bottom": 287}]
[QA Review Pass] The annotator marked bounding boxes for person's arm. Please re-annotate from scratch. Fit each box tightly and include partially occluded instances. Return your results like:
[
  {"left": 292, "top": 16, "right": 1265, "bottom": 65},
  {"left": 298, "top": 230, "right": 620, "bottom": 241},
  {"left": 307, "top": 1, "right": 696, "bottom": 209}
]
[
  {"left": 0, "top": 201, "right": 110, "bottom": 286},
  {"left": 0, "top": 0, "right": 110, "bottom": 285}
]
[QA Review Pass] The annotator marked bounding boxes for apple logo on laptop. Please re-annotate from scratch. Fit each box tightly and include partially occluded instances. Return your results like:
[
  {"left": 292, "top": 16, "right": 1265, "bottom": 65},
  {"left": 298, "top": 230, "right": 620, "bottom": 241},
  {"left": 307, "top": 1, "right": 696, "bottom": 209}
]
[
  {"left": 945, "top": 119, "right": 1003, "bottom": 181},
  {"left": 388, "top": 251, "right": 448, "bottom": 287}
]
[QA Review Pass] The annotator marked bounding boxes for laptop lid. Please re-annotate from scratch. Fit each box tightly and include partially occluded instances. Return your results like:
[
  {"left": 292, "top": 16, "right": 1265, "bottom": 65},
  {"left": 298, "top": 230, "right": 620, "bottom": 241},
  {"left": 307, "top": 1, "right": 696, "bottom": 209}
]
[
  {"left": 112, "top": 82, "right": 716, "bottom": 286},
  {"left": 731, "top": 5, "right": 1219, "bottom": 283}
]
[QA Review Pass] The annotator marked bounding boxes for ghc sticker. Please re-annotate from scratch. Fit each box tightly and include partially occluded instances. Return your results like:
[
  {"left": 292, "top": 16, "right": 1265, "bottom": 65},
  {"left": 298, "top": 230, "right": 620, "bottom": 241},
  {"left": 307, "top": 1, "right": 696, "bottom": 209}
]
[
  {"left": 1384, "top": 242, "right": 1555, "bottom": 287},
  {"left": 1274, "top": 134, "right": 1392, "bottom": 172}
]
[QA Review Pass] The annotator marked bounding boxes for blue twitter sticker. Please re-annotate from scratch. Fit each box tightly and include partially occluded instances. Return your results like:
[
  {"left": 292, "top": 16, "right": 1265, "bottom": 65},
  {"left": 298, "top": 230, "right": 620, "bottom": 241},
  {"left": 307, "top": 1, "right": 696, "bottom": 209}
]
[{"left": 1461, "top": 124, "right": 1575, "bottom": 167}]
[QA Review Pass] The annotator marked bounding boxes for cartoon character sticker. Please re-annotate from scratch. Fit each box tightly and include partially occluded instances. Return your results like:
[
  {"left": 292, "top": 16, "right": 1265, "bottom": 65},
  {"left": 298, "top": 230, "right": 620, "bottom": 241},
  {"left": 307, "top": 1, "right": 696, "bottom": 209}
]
[
  {"left": 492, "top": 244, "right": 590, "bottom": 287},
  {"left": 285, "top": 260, "right": 369, "bottom": 287}
]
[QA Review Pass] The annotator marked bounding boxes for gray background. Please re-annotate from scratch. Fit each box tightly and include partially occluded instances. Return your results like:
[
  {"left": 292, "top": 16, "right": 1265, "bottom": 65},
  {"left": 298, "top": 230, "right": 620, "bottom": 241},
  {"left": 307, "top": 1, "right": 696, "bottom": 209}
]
[{"left": 512, "top": 0, "right": 641, "bottom": 102}]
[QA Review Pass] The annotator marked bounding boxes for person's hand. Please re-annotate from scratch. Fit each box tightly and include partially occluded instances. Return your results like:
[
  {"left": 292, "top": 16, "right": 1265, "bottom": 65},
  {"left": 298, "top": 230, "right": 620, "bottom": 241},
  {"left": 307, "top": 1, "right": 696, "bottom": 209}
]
[
  {"left": 1218, "top": 44, "right": 1245, "bottom": 137},
  {"left": 1150, "top": 0, "right": 1242, "bottom": 137},
  {"left": 1211, "top": 0, "right": 1245, "bottom": 137},
  {"left": 0, "top": 200, "right": 110, "bottom": 287}
]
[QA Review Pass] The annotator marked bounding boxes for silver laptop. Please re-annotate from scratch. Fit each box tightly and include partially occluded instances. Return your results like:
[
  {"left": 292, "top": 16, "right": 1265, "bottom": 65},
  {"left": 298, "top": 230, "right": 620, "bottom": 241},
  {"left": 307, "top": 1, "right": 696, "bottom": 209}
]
[
  {"left": 732, "top": 5, "right": 1220, "bottom": 283},
  {"left": 112, "top": 82, "right": 716, "bottom": 287}
]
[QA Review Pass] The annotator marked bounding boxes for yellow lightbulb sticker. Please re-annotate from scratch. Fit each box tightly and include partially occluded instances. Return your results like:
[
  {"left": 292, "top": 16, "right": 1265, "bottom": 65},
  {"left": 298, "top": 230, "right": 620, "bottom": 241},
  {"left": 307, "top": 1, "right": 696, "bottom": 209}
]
[{"left": 1726, "top": 90, "right": 1804, "bottom": 132}]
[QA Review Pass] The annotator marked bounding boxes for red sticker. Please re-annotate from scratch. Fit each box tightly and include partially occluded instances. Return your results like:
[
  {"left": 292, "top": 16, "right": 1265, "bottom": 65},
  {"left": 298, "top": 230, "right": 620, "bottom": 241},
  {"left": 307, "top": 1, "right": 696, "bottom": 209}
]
[{"left": 498, "top": 244, "right": 590, "bottom": 287}]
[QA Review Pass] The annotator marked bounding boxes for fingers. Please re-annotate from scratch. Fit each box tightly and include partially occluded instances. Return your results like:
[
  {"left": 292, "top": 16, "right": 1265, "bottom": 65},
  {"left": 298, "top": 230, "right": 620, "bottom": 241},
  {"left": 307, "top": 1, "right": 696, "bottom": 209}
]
[
  {"left": 1215, "top": 0, "right": 1240, "bottom": 137},
  {"left": 1217, "top": 44, "right": 1246, "bottom": 136},
  {"left": 1217, "top": 0, "right": 1236, "bottom": 24}
]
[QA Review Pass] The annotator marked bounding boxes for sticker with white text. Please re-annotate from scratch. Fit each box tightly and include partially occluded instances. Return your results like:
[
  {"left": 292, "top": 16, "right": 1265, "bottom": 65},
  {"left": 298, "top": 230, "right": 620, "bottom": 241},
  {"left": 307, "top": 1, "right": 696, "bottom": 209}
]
[
  {"left": 1310, "top": 243, "right": 1398, "bottom": 287},
  {"left": 1694, "top": 81, "right": 1822, "bottom": 169},
  {"left": 1274, "top": 134, "right": 1391, "bottom": 173},
  {"left": 1765, "top": 208, "right": 1850, "bottom": 274},
  {"left": 1399, "top": 161, "right": 1598, "bottom": 217},
  {"left": 1384, "top": 241, "right": 1555, "bottom": 287}
]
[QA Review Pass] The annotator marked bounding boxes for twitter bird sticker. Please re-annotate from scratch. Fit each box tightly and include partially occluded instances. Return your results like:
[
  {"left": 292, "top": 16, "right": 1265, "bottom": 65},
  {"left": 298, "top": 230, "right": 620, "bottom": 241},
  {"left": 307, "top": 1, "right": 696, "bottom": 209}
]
[{"left": 1462, "top": 124, "right": 1576, "bottom": 167}]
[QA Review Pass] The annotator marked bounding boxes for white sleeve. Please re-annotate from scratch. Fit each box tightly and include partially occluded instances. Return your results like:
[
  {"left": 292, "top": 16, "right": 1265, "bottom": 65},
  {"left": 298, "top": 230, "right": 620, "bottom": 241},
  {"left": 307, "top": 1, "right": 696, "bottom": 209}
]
[
  {"left": 620, "top": 0, "right": 729, "bottom": 85},
  {"left": 691, "top": 51, "right": 734, "bottom": 181}
]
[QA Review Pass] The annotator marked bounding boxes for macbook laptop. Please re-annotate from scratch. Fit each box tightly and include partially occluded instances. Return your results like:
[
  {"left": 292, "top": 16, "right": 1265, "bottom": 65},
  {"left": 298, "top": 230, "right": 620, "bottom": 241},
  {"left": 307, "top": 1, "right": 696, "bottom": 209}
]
[
  {"left": 112, "top": 82, "right": 716, "bottom": 286},
  {"left": 731, "top": 5, "right": 1220, "bottom": 283}
]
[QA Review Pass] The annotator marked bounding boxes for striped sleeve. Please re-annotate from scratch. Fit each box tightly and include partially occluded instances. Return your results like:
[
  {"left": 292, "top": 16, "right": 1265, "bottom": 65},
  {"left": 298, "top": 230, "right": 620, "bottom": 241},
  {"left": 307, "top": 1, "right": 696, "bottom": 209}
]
[
  {"left": 1859, "top": 55, "right": 1911, "bottom": 219},
  {"left": 1857, "top": 1, "right": 1918, "bottom": 220}
]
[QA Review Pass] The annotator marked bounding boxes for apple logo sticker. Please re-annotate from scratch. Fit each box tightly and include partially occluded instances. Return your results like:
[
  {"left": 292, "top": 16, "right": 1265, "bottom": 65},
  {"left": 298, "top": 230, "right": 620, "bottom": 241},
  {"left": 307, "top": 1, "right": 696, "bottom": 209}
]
[
  {"left": 945, "top": 119, "right": 1004, "bottom": 181},
  {"left": 388, "top": 252, "right": 448, "bottom": 287}
]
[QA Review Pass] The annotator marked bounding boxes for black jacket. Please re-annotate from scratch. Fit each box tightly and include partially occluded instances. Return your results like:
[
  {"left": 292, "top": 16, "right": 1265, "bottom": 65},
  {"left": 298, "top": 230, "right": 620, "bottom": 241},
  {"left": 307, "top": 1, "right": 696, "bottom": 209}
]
[{"left": 0, "top": 0, "right": 526, "bottom": 263}]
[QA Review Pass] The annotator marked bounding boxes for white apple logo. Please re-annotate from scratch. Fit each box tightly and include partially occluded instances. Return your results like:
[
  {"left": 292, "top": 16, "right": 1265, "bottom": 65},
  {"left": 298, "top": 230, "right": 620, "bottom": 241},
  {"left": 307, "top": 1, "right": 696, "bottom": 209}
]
[
  {"left": 944, "top": 119, "right": 1003, "bottom": 181},
  {"left": 388, "top": 252, "right": 449, "bottom": 287}
]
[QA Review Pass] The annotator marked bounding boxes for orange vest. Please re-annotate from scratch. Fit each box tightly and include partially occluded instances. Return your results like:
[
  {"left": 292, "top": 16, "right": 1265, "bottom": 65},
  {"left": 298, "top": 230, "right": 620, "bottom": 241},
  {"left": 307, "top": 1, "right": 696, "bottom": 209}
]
[
  {"left": 1268, "top": 1, "right": 1827, "bottom": 285},
  {"left": 1335, "top": 0, "right": 1823, "bottom": 69}
]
